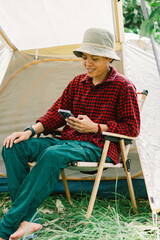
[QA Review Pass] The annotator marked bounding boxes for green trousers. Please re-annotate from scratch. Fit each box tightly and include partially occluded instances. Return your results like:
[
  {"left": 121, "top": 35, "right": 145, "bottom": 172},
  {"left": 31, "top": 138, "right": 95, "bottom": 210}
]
[{"left": 0, "top": 137, "right": 112, "bottom": 239}]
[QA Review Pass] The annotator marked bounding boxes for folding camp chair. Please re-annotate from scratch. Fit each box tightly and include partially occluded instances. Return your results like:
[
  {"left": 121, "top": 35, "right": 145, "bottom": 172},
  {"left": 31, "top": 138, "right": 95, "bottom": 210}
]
[
  {"left": 60, "top": 90, "right": 148, "bottom": 218},
  {"left": 28, "top": 90, "right": 148, "bottom": 218}
]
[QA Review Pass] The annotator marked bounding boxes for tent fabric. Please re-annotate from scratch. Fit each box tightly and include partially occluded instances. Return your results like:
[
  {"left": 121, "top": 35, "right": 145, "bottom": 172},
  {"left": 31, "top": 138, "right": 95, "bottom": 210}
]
[
  {"left": 0, "top": 0, "right": 124, "bottom": 50},
  {"left": 0, "top": 37, "right": 146, "bottom": 182},
  {"left": 0, "top": 42, "right": 12, "bottom": 85},
  {"left": 0, "top": 35, "right": 159, "bottom": 213},
  {"left": 123, "top": 35, "right": 160, "bottom": 212},
  {"left": 0, "top": 177, "right": 147, "bottom": 199},
  {"left": 0, "top": 47, "right": 126, "bottom": 178}
]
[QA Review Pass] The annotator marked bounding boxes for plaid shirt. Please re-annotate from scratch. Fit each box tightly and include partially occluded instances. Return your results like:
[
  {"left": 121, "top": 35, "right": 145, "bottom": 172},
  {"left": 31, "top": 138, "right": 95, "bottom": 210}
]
[{"left": 37, "top": 66, "right": 140, "bottom": 164}]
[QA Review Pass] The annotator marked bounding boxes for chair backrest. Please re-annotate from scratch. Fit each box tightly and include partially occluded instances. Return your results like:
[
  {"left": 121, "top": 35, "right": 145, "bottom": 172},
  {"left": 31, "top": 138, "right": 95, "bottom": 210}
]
[
  {"left": 125, "top": 90, "right": 148, "bottom": 156},
  {"left": 137, "top": 90, "right": 148, "bottom": 112}
]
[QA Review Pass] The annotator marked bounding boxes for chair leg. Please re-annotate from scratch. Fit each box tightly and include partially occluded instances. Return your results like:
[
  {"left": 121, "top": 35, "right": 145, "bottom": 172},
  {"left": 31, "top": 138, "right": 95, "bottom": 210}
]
[
  {"left": 61, "top": 169, "right": 73, "bottom": 205},
  {"left": 86, "top": 140, "right": 110, "bottom": 219},
  {"left": 119, "top": 139, "right": 138, "bottom": 213}
]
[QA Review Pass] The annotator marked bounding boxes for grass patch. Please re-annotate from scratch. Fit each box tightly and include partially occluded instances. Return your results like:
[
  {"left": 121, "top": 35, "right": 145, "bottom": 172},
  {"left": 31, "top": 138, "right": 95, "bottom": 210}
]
[{"left": 0, "top": 192, "right": 159, "bottom": 239}]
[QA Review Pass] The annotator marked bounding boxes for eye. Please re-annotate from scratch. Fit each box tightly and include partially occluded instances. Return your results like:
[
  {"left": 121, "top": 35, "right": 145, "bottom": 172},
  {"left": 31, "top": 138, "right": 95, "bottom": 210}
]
[
  {"left": 82, "top": 55, "right": 87, "bottom": 60},
  {"left": 92, "top": 56, "right": 100, "bottom": 61}
]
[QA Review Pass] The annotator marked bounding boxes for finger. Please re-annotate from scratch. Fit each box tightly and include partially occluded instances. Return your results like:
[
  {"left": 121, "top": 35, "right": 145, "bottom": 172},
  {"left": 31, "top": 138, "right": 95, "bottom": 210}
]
[
  {"left": 4, "top": 139, "right": 9, "bottom": 148},
  {"left": 3, "top": 138, "right": 7, "bottom": 147},
  {"left": 9, "top": 136, "right": 17, "bottom": 148},
  {"left": 6, "top": 138, "right": 13, "bottom": 148},
  {"left": 4, "top": 137, "right": 11, "bottom": 148},
  {"left": 14, "top": 136, "right": 24, "bottom": 144},
  {"left": 66, "top": 119, "right": 77, "bottom": 125},
  {"left": 71, "top": 116, "right": 80, "bottom": 121},
  {"left": 67, "top": 122, "right": 80, "bottom": 131},
  {"left": 67, "top": 122, "right": 76, "bottom": 128},
  {"left": 3, "top": 135, "right": 11, "bottom": 147},
  {"left": 5, "top": 135, "right": 18, "bottom": 148},
  {"left": 68, "top": 118, "right": 82, "bottom": 126},
  {"left": 67, "top": 120, "right": 82, "bottom": 128},
  {"left": 9, "top": 139, "right": 14, "bottom": 148},
  {"left": 77, "top": 115, "right": 85, "bottom": 120},
  {"left": 3, "top": 133, "right": 17, "bottom": 148}
]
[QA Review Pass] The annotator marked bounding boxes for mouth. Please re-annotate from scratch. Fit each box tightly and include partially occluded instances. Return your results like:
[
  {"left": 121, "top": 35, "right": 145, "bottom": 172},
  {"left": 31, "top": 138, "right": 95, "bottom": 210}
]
[{"left": 87, "top": 68, "right": 95, "bottom": 73}]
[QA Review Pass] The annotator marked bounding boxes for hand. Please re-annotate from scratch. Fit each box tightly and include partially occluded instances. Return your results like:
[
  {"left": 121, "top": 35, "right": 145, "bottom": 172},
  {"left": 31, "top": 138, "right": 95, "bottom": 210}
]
[
  {"left": 66, "top": 115, "right": 98, "bottom": 133},
  {"left": 3, "top": 131, "right": 32, "bottom": 148}
]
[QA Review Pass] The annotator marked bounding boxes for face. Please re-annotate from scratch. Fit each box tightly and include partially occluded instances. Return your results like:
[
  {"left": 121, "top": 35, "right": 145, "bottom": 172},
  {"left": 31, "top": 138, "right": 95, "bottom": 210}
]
[{"left": 82, "top": 53, "right": 111, "bottom": 82}]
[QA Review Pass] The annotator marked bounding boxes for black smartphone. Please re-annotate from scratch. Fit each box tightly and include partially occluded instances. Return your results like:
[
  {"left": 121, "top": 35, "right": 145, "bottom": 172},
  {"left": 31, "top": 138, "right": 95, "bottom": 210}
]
[{"left": 58, "top": 109, "right": 74, "bottom": 119}]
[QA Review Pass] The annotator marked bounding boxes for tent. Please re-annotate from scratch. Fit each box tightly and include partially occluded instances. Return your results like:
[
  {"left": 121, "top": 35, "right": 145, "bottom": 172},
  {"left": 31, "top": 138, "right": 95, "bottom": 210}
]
[{"left": 0, "top": 0, "right": 160, "bottom": 215}]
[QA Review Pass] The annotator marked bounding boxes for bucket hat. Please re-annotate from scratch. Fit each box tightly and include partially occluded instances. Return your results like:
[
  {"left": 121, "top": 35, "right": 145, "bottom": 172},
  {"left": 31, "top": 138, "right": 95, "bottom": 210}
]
[{"left": 73, "top": 28, "right": 120, "bottom": 61}]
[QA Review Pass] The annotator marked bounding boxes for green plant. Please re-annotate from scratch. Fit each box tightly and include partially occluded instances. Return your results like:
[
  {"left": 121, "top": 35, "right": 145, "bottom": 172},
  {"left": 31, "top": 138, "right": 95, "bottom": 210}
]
[
  {"left": 123, "top": 0, "right": 144, "bottom": 34},
  {"left": 140, "top": 0, "right": 160, "bottom": 43},
  {"left": 123, "top": 0, "right": 160, "bottom": 44}
]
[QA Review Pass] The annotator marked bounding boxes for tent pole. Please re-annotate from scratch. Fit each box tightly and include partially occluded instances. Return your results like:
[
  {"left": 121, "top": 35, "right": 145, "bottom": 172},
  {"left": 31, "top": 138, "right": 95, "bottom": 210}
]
[
  {"left": 140, "top": 0, "right": 160, "bottom": 76},
  {"left": 0, "top": 27, "right": 17, "bottom": 51},
  {"left": 113, "top": 0, "right": 120, "bottom": 43}
]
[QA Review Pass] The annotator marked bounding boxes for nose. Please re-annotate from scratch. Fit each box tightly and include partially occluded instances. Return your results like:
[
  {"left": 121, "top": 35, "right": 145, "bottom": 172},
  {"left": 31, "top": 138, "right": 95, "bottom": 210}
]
[{"left": 85, "top": 58, "right": 93, "bottom": 66}]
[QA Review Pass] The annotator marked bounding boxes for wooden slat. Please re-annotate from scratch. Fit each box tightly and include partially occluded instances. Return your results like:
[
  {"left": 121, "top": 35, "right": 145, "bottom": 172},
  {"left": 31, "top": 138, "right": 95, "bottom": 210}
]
[
  {"left": 86, "top": 140, "right": 110, "bottom": 218},
  {"left": 102, "top": 132, "right": 136, "bottom": 140},
  {"left": 61, "top": 170, "right": 73, "bottom": 205},
  {"left": 29, "top": 161, "right": 123, "bottom": 170},
  {"left": 75, "top": 162, "right": 123, "bottom": 168},
  {"left": 120, "top": 139, "right": 138, "bottom": 213}
]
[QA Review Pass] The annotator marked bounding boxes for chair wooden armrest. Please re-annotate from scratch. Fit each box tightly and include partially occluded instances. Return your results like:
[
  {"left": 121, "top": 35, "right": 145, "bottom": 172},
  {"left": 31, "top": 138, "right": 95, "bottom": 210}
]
[{"left": 102, "top": 132, "right": 136, "bottom": 144}]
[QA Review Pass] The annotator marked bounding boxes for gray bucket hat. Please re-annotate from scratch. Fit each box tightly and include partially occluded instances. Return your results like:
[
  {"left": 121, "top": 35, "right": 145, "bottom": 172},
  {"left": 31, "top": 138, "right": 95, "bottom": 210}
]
[{"left": 73, "top": 28, "right": 120, "bottom": 61}]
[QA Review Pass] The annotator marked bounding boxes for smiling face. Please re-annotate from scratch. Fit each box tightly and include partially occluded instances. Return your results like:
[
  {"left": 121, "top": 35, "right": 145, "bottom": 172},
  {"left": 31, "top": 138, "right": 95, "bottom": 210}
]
[{"left": 82, "top": 53, "right": 111, "bottom": 84}]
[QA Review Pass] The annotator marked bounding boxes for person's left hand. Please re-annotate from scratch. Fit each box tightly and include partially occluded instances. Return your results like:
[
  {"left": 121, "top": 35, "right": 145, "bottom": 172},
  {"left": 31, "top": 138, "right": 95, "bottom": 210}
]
[{"left": 66, "top": 115, "right": 98, "bottom": 133}]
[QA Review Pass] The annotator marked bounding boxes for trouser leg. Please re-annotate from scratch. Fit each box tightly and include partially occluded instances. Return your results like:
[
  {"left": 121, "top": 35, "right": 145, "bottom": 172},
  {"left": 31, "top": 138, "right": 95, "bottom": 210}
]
[
  {"left": 2, "top": 137, "right": 53, "bottom": 202},
  {"left": 0, "top": 140, "right": 101, "bottom": 239},
  {"left": 2, "top": 138, "right": 54, "bottom": 228},
  {"left": 0, "top": 137, "right": 57, "bottom": 239}
]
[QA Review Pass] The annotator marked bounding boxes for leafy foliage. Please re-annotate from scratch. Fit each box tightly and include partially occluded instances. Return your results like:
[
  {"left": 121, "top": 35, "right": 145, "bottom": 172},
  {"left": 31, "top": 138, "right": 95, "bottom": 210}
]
[
  {"left": 123, "top": 0, "right": 160, "bottom": 44},
  {"left": 123, "top": 0, "right": 144, "bottom": 34},
  {"left": 140, "top": 0, "right": 160, "bottom": 42}
]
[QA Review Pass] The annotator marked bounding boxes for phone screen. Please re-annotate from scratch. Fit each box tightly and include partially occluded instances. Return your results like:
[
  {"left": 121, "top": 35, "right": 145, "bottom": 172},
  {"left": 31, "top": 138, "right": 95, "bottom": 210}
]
[{"left": 58, "top": 109, "right": 73, "bottom": 119}]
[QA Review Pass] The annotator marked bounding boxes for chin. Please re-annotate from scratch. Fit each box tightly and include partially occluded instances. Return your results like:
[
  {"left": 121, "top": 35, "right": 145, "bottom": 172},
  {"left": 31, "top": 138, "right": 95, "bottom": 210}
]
[{"left": 87, "top": 72, "right": 95, "bottom": 78}]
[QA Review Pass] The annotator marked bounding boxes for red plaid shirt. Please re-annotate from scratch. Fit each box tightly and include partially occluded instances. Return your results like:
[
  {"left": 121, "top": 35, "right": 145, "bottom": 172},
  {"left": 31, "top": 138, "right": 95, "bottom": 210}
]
[{"left": 37, "top": 66, "right": 140, "bottom": 164}]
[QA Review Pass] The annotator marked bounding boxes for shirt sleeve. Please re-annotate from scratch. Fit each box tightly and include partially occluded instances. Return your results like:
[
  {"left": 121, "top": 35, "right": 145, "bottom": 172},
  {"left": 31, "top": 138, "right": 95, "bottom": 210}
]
[
  {"left": 106, "top": 83, "right": 140, "bottom": 137},
  {"left": 36, "top": 77, "right": 76, "bottom": 134}
]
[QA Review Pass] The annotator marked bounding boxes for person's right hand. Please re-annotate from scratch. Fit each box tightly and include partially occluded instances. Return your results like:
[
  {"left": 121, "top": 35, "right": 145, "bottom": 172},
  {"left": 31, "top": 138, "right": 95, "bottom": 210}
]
[{"left": 3, "top": 131, "right": 32, "bottom": 148}]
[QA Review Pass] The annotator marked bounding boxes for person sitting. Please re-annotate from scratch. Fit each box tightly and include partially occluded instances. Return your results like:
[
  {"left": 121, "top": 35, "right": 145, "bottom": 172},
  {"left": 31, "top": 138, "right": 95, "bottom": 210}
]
[{"left": 0, "top": 28, "right": 140, "bottom": 240}]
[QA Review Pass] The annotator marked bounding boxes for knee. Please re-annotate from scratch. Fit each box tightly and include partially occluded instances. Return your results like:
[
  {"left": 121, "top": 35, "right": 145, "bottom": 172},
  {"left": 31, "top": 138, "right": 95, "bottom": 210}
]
[
  {"left": 2, "top": 143, "right": 23, "bottom": 163},
  {"left": 2, "top": 145, "right": 13, "bottom": 162},
  {"left": 2, "top": 145, "right": 12, "bottom": 159}
]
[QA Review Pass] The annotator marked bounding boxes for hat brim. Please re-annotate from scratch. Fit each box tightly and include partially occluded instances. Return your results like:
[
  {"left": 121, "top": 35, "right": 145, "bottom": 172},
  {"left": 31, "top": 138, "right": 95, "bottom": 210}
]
[{"left": 73, "top": 45, "right": 120, "bottom": 61}]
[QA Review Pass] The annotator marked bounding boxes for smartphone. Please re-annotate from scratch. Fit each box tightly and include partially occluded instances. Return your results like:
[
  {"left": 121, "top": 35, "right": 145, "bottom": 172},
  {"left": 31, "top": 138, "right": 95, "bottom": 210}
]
[{"left": 58, "top": 109, "right": 74, "bottom": 119}]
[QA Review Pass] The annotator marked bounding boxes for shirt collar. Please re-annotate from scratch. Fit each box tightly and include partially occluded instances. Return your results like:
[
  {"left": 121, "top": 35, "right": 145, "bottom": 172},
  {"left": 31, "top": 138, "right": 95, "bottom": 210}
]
[{"left": 80, "top": 66, "right": 118, "bottom": 84}]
